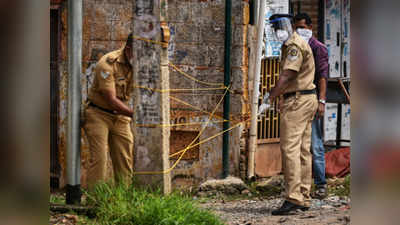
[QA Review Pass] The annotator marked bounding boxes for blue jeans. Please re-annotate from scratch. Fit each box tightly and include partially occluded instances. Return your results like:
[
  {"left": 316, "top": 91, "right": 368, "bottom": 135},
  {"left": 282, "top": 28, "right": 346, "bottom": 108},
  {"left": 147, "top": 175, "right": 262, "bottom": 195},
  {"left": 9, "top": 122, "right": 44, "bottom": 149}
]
[{"left": 311, "top": 117, "right": 326, "bottom": 186}]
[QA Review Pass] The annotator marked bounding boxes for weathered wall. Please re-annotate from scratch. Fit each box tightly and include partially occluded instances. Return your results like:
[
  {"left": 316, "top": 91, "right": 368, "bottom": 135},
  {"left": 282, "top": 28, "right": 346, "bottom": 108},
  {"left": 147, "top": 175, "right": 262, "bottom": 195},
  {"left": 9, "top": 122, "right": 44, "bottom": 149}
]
[
  {"left": 54, "top": 0, "right": 251, "bottom": 189},
  {"left": 167, "top": 0, "right": 250, "bottom": 188}
]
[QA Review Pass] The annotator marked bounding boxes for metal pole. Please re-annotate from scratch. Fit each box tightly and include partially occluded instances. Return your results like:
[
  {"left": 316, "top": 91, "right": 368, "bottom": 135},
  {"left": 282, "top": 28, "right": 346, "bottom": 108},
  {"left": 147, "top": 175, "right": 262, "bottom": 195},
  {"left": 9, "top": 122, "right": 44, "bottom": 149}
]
[
  {"left": 248, "top": 0, "right": 266, "bottom": 179},
  {"left": 66, "top": 0, "right": 82, "bottom": 205},
  {"left": 222, "top": 0, "right": 232, "bottom": 179}
]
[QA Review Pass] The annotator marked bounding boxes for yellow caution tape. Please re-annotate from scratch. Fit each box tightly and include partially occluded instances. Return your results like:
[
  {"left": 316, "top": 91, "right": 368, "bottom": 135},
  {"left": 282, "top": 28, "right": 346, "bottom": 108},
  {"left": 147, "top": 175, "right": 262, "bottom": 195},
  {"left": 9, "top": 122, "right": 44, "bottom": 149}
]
[
  {"left": 170, "top": 96, "right": 228, "bottom": 121},
  {"left": 132, "top": 36, "right": 228, "bottom": 89},
  {"left": 133, "top": 86, "right": 230, "bottom": 175},
  {"left": 169, "top": 63, "right": 225, "bottom": 87},
  {"left": 135, "top": 120, "right": 225, "bottom": 128},
  {"left": 134, "top": 85, "right": 227, "bottom": 93},
  {"left": 132, "top": 35, "right": 167, "bottom": 46},
  {"left": 129, "top": 35, "right": 241, "bottom": 175},
  {"left": 168, "top": 120, "right": 246, "bottom": 158}
]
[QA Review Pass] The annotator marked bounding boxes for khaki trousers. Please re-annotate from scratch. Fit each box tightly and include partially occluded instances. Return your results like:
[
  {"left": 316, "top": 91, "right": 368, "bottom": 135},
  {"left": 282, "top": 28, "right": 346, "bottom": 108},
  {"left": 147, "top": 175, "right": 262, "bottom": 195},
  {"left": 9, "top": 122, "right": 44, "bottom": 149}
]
[
  {"left": 84, "top": 106, "right": 133, "bottom": 188},
  {"left": 280, "top": 93, "right": 318, "bottom": 207}
]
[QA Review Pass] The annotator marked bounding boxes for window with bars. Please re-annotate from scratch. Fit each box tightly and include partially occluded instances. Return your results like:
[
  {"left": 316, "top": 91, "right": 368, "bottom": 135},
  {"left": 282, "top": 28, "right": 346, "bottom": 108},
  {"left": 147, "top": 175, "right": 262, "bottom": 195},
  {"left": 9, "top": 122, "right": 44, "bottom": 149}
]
[{"left": 257, "top": 58, "right": 281, "bottom": 143}]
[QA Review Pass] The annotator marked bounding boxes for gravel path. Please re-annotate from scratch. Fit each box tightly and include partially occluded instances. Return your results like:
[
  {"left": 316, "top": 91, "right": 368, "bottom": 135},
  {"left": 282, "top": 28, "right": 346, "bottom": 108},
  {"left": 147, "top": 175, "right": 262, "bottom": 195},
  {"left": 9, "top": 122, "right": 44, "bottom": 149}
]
[
  {"left": 50, "top": 185, "right": 350, "bottom": 225},
  {"left": 50, "top": 196, "right": 350, "bottom": 225},
  {"left": 200, "top": 196, "right": 350, "bottom": 225}
]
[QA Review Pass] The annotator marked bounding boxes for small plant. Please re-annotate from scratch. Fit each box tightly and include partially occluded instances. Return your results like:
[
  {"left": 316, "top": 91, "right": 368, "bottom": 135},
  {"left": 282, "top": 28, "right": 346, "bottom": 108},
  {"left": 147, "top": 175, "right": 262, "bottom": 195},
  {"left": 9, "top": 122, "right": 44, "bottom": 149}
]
[
  {"left": 50, "top": 194, "right": 65, "bottom": 204},
  {"left": 329, "top": 175, "right": 350, "bottom": 197},
  {"left": 80, "top": 181, "right": 226, "bottom": 225},
  {"left": 250, "top": 180, "right": 282, "bottom": 198}
]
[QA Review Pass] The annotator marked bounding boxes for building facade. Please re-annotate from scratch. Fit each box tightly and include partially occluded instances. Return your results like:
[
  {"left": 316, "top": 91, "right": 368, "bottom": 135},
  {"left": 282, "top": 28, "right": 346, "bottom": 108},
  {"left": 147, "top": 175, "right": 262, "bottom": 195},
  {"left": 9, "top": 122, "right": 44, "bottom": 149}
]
[
  {"left": 51, "top": 0, "right": 252, "bottom": 189},
  {"left": 50, "top": 0, "right": 350, "bottom": 189}
]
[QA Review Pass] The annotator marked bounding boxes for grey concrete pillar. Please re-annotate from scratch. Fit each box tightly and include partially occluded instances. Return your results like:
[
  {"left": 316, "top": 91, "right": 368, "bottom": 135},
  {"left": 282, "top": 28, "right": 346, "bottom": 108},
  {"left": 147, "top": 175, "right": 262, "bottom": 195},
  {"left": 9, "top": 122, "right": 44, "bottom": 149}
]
[{"left": 132, "top": 0, "right": 171, "bottom": 194}]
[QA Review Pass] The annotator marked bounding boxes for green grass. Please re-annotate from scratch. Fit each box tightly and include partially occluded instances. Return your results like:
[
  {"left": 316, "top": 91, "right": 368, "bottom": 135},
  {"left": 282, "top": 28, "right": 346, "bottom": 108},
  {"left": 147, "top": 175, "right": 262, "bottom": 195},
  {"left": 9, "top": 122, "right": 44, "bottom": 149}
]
[
  {"left": 50, "top": 194, "right": 65, "bottom": 204},
  {"left": 329, "top": 175, "right": 350, "bottom": 197},
  {"left": 247, "top": 180, "right": 282, "bottom": 199},
  {"left": 80, "top": 182, "right": 226, "bottom": 225}
]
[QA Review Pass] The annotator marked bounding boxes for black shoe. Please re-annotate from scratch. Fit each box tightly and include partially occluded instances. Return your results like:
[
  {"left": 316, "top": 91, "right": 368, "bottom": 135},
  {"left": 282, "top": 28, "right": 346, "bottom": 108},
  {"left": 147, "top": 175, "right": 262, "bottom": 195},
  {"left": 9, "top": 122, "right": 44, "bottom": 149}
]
[
  {"left": 271, "top": 201, "right": 305, "bottom": 215},
  {"left": 300, "top": 205, "right": 310, "bottom": 211},
  {"left": 314, "top": 185, "right": 327, "bottom": 199}
]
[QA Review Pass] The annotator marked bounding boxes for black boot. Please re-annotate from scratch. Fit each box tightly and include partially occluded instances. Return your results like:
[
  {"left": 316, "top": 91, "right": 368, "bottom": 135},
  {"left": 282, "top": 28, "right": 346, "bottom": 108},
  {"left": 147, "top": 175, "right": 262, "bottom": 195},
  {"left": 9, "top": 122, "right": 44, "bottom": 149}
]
[
  {"left": 271, "top": 201, "right": 306, "bottom": 215},
  {"left": 314, "top": 185, "right": 327, "bottom": 199}
]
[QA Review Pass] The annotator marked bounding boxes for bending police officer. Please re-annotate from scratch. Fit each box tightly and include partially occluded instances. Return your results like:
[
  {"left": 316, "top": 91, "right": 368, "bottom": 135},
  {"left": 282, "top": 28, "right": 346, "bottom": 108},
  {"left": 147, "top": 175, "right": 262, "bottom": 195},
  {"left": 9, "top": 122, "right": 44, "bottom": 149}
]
[{"left": 84, "top": 33, "right": 135, "bottom": 188}]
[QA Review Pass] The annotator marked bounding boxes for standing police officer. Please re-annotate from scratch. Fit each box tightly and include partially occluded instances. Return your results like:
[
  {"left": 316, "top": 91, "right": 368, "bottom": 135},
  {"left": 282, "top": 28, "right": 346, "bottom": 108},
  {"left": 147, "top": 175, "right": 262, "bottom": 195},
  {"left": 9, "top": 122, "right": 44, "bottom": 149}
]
[
  {"left": 84, "top": 33, "right": 135, "bottom": 188},
  {"left": 266, "top": 14, "right": 318, "bottom": 215}
]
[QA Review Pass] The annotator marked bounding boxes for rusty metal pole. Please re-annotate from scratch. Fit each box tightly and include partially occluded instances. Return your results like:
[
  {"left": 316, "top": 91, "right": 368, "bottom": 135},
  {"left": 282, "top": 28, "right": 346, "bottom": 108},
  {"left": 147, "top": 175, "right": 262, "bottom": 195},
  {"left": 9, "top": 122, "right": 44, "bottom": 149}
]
[{"left": 66, "top": 0, "right": 82, "bottom": 204}]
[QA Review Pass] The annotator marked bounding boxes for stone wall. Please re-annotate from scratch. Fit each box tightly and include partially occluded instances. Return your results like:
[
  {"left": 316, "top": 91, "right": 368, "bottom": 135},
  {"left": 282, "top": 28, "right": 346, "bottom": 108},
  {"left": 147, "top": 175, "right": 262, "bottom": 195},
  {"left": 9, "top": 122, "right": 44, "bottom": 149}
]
[{"left": 54, "top": 0, "right": 251, "bottom": 189}]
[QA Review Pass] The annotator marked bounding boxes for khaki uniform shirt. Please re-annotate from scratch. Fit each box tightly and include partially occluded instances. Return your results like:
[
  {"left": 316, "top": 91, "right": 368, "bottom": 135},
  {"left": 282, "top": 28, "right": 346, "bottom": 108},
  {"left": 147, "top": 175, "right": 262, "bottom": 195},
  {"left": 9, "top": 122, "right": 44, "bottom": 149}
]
[
  {"left": 281, "top": 32, "right": 316, "bottom": 93},
  {"left": 88, "top": 48, "right": 133, "bottom": 111}
]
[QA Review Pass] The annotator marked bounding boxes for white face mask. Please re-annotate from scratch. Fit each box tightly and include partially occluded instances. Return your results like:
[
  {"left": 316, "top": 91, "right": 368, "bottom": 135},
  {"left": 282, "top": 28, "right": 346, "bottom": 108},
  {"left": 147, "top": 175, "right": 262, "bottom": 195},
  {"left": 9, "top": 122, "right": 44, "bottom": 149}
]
[
  {"left": 129, "top": 58, "right": 134, "bottom": 67},
  {"left": 296, "top": 28, "right": 313, "bottom": 42},
  {"left": 276, "top": 29, "right": 290, "bottom": 42}
]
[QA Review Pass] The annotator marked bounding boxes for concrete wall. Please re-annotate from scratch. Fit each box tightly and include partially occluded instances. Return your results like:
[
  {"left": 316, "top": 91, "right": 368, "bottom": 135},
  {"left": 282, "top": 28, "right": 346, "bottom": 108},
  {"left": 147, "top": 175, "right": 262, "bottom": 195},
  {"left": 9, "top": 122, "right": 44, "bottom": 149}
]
[{"left": 53, "top": 0, "right": 251, "bottom": 189}]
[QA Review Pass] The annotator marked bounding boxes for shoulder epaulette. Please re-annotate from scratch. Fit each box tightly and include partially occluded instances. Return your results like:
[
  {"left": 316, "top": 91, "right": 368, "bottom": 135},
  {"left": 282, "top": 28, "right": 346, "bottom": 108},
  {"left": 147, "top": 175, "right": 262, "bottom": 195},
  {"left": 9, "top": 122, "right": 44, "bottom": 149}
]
[{"left": 106, "top": 55, "right": 117, "bottom": 64}]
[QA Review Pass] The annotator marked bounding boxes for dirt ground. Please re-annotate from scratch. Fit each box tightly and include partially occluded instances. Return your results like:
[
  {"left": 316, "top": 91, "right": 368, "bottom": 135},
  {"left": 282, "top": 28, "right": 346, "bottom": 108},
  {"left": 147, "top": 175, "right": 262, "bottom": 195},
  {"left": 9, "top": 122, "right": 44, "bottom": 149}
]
[
  {"left": 50, "top": 212, "right": 80, "bottom": 225},
  {"left": 50, "top": 176, "right": 350, "bottom": 225},
  {"left": 50, "top": 196, "right": 350, "bottom": 225},
  {"left": 200, "top": 197, "right": 350, "bottom": 225}
]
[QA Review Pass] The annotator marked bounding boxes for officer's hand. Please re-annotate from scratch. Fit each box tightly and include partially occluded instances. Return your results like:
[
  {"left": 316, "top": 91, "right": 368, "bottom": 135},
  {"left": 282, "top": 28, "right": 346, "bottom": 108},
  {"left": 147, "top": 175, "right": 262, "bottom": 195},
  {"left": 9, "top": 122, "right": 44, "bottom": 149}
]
[{"left": 316, "top": 102, "right": 325, "bottom": 118}]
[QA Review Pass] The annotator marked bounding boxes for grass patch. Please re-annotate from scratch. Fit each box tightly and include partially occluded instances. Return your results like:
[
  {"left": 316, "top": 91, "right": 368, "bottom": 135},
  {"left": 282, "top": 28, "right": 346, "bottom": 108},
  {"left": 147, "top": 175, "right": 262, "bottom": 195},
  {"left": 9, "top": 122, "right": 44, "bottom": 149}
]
[
  {"left": 80, "top": 182, "right": 225, "bottom": 225},
  {"left": 328, "top": 175, "right": 351, "bottom": 197},
  {"left": 50, "top": 194, "right": 65, "bottom": 204},
  {"left": 248, "top": 179, "right": 282, "bottom": 199},
  {"left": 255, "top": 185, "right": 281, "bottom": 197}
]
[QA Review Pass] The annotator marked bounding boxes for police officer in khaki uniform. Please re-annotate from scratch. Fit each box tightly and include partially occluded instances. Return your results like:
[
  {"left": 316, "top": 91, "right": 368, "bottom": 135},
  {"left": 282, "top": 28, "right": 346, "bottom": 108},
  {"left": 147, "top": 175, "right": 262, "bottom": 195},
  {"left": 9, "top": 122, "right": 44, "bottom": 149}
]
[
  {"left": 84, "top": 33, "right": 135, "bottom": 187},
  {"left": 266, "top": 14, "right": 318, "bottom": 215}
]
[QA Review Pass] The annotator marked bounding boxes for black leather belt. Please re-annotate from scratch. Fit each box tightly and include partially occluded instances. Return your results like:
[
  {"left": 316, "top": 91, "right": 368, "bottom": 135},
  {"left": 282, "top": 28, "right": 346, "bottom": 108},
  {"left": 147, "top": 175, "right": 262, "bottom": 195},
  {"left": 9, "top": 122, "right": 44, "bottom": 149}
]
[
  {"left": 283, "top": 89, "right": 316, "bottom": 99},
  {"left": 89, "top": 102, "right": 116, "bottom": 115}
]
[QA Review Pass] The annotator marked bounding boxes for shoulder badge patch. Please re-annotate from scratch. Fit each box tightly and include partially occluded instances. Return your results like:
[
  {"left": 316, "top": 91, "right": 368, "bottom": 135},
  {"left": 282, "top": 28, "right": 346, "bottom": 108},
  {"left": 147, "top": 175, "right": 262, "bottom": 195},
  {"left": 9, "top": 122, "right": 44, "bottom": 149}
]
[
  {"left": 101, "top": 71, "right": 110, "bottom": 79},
  {"left": 287, "top": 48, "right": 299, "bottom": 61},
  {"left": 289, "top": 48, "right": 298, "bottom": 56}
]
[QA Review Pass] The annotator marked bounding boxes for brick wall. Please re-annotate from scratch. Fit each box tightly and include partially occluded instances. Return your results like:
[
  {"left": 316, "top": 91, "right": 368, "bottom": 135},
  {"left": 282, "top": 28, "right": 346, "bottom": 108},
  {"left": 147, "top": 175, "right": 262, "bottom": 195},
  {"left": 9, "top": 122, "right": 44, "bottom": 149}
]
[{"left": 54, "top": 0, "right": 251, "bottom": 188}]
